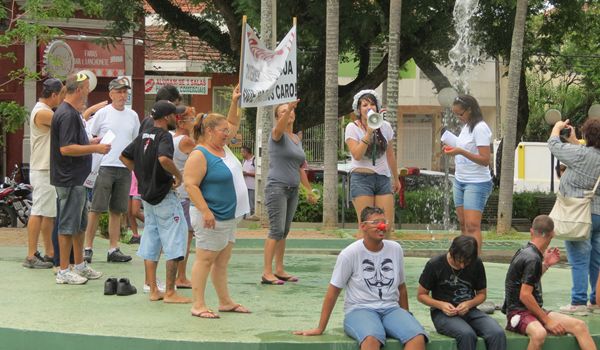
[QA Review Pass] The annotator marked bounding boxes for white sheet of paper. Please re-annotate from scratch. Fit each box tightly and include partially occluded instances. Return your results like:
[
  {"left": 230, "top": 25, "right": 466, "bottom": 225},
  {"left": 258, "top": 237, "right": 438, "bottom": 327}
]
[
  {"left": 441, "top": 130, "right": 458, "bottom": 147},
  {"left": 84, "top": 130, "right": 116, "bottom": 188},
  {"left": 101, "top": 130, "right": 116, "bottom": 145}
]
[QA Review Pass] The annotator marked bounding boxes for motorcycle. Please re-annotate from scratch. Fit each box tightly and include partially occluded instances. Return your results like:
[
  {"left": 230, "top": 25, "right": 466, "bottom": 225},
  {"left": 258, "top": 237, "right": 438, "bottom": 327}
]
[{"left": 0, "top": 164, "right": 32, "bottom": 227}]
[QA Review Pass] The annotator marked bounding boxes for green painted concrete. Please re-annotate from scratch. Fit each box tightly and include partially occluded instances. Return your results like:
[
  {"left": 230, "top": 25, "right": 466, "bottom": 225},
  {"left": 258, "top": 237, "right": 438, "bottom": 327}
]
[{"left": 0, "top": 237, "right": 598, "bottom": 350}]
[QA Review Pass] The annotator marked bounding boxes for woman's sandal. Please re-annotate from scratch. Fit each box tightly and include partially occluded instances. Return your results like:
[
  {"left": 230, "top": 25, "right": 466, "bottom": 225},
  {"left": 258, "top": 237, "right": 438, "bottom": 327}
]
[
  {"left": 191, "top": 310, "right": 220, "bottom": 319},
  {"left": 274, "top": 274, "right": 299, "bottom": 282}
]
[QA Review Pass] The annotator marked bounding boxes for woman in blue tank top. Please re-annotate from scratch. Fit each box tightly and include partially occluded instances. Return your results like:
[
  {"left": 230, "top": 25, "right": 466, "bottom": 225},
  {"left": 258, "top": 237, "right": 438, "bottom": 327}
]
[{"left": 184, "top": 85, "right": 252, "bottom": 319}]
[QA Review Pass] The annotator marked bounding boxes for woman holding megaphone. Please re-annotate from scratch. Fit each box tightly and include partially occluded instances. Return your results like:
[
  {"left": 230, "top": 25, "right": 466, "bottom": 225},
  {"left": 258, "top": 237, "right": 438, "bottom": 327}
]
[{"left": 345, "top": 90, "right": 400, "bottom": 236}]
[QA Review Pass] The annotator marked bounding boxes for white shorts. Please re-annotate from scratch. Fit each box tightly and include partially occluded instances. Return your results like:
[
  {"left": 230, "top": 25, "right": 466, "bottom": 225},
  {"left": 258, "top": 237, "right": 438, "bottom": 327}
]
[
  {"left": 191, "top": 208, "right": 238, "bottom": 251},
  {"left": 30, "top": 170, "right": 57, "bottom": 217}
]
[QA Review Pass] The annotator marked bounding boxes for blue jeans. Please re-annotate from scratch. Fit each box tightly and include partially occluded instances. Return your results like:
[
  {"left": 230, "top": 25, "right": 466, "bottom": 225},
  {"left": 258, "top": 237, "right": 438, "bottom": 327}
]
[
  {"left": 343, "top": 307, "right": 428, "bottom": 346},
  {"left": 265, "top": 184, "right": 299, "bottom": 240},
  {"left": 431, "top": 308, "right": 506, "bottom": 350},
  {"left": 564, "top": 214, "right": 600, "bottom": 305}
]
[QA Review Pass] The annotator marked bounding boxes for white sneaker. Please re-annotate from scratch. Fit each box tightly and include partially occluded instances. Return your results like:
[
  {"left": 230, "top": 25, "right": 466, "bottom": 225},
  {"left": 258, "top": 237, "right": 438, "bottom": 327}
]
[
  {"left": 559, "top": 304, "right": 588, "bottom": 316},
  {"left": 143, "top": 279, "right": 166, "bottom": 293},
  {"left": 73, "top": 263, "right": 103, "bottom": 280},
  {"left": 56, "top": 270, "right": 88, "bottom": 285},
  {"left": 588, "top": 304, "right": 600, "bottom": 314}
]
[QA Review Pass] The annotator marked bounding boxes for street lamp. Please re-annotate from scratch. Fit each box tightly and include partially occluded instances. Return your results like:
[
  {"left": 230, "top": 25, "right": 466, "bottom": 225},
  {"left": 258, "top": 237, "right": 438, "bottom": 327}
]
[
  {"left": 544, "top": 109, "right": 561, "bottom": 192},
  {"left": 437, "top": 87, "right": 458, "bottom": 231}
]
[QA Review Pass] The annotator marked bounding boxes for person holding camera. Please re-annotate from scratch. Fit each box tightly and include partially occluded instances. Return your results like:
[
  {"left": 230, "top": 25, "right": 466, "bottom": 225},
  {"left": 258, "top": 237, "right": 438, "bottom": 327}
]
[
  {"left": 443, "top": 95, "right": 493, "bottom": 255},
  {"left": 548, "top": 118, "right": 600, "bottom": 316},
  {"left": 345, "top": 90, "right": 399, "bottom": 236}
]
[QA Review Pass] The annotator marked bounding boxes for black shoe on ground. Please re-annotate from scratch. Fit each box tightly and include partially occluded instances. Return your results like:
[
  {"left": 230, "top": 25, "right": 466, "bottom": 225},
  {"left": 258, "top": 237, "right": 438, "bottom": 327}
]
[
  {"left": 104, "top": 278, "right": 118, "bottom": 295},
  {"left": 116, "top": 278, "right": 137, "bottom": 296},
  {"left": 34, "top": 251, "right": 54, "bottom": 263},
  {"left": 107, "top": 248, "right": 132, "bottom": 263},
  {"left": 128, "top": 235, "right": 141, "bottom": 244},
  {"left": 84, "top": 249, "right": 93, "bottom": 263}
]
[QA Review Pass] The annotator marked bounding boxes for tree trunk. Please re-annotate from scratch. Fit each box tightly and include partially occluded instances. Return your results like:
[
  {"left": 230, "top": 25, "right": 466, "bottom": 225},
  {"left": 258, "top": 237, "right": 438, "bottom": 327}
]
[
  {"left": 387, "top": 0, "right": 401, "bottom": 151},
  {"left": 323, "top": 0, "right": 339, "bottom": 229},
  {"left": 497, "top": 0, "right": 529, "bottom": 233},
  {"left": 256, "top": 0, "right": 276, "bottom": 226}
]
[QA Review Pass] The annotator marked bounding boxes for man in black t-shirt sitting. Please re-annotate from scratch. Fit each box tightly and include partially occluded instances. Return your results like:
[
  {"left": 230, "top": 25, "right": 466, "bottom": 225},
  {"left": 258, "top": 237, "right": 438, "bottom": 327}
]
[
  {"left": 418, "top": 236, "right": 506, "bottom": 350},
  {"left": 503, "top": 215, "right": 595, "bottom": 350},
  {"left": 120, "top": 100, "right": 191, "bottom": 304}
]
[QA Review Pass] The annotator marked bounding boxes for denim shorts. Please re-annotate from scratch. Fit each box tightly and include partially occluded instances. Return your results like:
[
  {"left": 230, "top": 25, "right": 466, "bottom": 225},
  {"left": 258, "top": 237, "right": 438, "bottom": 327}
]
[
  {"left": 350, "top": 173, "right": 392, "bottom": 199},
  {"left": 56, "top": 186, "right": 88, "bottom": 235},
  {"left": 190, "top": 207, "right": 237, "bottom": 251},
  {"left": 344, "top": 307, "right": 428, "bottom": 346},
  {"left": 453, "top": 180, "right": 493, "bottom": 212},
  {"left": 265, "top": 184, "right": 299, "bottom": 240},
  {"left": 90, "top": 166, "right": 131, "bottom": 213},
  {"left": 137, "top": 192, "right": 187, "bottom": 261},
  {"left": 180, "top": 198, "right": 193, "bottom": 232}
]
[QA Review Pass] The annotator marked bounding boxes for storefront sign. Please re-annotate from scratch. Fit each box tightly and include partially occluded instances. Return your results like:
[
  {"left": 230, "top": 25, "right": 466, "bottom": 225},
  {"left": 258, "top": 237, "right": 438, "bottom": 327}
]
[
  {"left": 144, "top": 76, "right": 210, "bottom": 95},
  {"left": 41, "top": 39, "right": 125, "bottom": 77}
]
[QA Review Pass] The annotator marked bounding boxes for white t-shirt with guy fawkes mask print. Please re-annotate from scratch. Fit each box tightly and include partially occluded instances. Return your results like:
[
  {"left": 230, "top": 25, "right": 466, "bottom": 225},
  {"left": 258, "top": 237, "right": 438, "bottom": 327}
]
[{"left": 330, "top": 239, "right": 405, "bottom": 314}]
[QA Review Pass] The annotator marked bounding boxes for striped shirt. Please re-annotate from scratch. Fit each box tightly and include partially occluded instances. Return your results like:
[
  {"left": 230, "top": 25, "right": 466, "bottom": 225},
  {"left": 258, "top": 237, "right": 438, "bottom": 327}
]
[{"left": 548, "top": 136, "right": 600, "bottom": 215}]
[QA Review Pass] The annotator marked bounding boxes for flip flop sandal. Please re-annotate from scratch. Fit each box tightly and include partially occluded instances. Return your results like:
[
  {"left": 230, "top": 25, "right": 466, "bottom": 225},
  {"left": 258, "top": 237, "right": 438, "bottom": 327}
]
[
  {"left": 191, "top": 310, "right": 220, "bottom": 319},
  {"left": 275, "top": 274, "right": 299, "bottom": 282},
  {"left": 219, "top": 304, "right": 251, "bottom": 313},
  {"left": 261, "top": 276, "right": 285, "bottom": 285}
]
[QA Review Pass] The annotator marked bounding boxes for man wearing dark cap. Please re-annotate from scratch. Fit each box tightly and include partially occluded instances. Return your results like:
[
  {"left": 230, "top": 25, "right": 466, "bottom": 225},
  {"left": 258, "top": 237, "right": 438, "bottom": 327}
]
[
  {"left": 23, "top": 78, "right": 64, "bottom": 269},
  {"left": 83, "top": 77, "right": 140, "bottom": 264},
  {"left": 139, "top": 84, "right": 183, "bottom": 133},
  {"left": 51, "top": 72, "right": 110, "bottom": 285},
  {"left": 120, "top": 100, "right": 191, "bottom": 304}
]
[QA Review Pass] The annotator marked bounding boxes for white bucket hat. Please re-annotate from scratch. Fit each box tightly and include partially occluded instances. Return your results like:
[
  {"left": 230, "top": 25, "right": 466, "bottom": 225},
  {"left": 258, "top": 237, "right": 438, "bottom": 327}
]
[{"left": 352, "top": 89, "right": 382, "bottom": 115}]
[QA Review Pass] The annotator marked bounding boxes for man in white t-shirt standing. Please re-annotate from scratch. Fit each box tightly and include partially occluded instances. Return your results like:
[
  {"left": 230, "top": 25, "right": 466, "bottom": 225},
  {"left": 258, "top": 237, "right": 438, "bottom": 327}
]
[
  {"left": 83, "top": 78, "right": 140, "bottom": 263},
  {"left": 295, "top": 206, "right": 428, "bottom": 350},
  {"left": 241, "top": 145, "right": 258, "bottom": 220},
  {"left": 23, "top": 78, "right": 64, "bottom": 269}
]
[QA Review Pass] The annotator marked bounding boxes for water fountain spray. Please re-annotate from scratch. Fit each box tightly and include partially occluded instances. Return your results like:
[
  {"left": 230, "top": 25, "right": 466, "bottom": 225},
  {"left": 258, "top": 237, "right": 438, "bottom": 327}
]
[{"left": 448, "top": 0, "right": 482, "bottom": 94}]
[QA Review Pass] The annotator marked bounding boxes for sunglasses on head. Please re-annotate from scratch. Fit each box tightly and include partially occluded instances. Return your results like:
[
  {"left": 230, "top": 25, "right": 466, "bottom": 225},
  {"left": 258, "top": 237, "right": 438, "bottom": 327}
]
[
  {"left": 454, "top": 96, "right": 468, "bottom": 106},
  {"left": 76, "top": 73, "right": 89, "bottom": 82}
]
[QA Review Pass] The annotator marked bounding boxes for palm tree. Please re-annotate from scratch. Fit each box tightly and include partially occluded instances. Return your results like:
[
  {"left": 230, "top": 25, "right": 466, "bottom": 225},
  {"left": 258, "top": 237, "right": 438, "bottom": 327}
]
[
  {"left": 497, "top": 0, "right": 529, "bottom": 233},
  {"left": 386, "top": 0, "right": 401, "bottom": 152},
  {"left": 323, "top": 0, "right": 339, "bottom": 229},
  {"left": 256, "top": 0, "right": 276, "bottom": 224}
]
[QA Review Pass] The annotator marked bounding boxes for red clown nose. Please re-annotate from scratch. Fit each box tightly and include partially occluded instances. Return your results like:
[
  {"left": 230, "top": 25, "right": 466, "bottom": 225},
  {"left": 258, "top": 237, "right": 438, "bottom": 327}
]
[{"left": 377, "top": 223, "right": 387, "bottom": 231}]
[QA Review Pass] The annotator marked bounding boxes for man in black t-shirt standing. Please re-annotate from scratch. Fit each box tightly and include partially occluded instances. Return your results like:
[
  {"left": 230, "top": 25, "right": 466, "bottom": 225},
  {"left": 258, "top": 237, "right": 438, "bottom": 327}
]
[
  {"left": 120, "top": 100, "right": 191, "bottom": 304},
  {"left": 503, "top": 215, "right": 595, "bottom": 350},
  {"left": 418, "top": 236, "right": 506, "bottom": 350},
  {"left": 51, "top": 72, "right": 111, "bottom": 285}
]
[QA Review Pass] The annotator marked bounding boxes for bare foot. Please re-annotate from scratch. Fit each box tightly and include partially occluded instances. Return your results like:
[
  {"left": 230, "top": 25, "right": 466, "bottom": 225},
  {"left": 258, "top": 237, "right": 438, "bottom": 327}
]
[
  {"left": 175, "top": 279, "right": 192, "bottom": 288},
  {"left": 164, "top": 292, "right": 192, "bottom": 304},
  {"left": 262, "top": 273, "right": 279, "bottom": 281},
  {"left": 150, "top": 291, "right": 164, "bottom": 301}
]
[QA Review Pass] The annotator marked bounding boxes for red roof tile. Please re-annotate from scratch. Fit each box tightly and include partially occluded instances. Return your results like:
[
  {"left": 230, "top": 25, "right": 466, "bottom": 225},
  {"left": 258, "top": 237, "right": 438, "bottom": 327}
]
[{"left": 144, "top": 25, "right": 223, "bottom": 63}]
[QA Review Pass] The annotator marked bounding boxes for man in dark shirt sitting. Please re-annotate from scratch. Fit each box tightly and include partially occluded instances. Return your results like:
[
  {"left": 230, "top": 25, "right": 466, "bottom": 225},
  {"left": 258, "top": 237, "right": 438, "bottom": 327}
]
[{"left": 503, "top": 215, "right": 595, "bottom": 350}]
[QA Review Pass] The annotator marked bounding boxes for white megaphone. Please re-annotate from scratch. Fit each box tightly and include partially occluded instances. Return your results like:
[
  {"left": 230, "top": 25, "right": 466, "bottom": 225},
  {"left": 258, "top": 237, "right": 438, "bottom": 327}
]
[{"left": 367, "top": 109, "right": 384, "bottom": 129}]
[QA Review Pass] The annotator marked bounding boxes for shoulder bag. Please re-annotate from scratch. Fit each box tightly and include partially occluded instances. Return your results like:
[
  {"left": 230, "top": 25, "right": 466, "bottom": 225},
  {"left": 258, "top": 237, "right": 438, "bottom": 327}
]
[{"left": 550, "top": 175, "right": 600, "bottom": 240}]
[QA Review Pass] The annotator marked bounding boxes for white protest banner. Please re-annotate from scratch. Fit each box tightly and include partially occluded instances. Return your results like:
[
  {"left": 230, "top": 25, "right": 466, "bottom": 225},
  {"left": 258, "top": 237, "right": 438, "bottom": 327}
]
[{"left": 240, "top": 23, "right": 297, "bottom": 108}]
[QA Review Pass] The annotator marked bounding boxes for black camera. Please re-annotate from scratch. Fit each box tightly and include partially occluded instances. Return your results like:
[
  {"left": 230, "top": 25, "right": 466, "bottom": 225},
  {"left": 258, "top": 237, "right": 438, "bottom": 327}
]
[{"left": 560, "top": 127, "right": 571, "bottom": 138}]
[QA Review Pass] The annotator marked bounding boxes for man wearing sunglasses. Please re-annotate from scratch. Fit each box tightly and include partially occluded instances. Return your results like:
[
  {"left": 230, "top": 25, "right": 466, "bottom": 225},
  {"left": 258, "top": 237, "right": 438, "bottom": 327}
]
[
  {"left": 50, "top": 72, "right": 111, "bottom": 285},
  {"left": 295, "top": 206, "right": 428, "bottom": 350},
  {"left": 83, "top": 78, "right": 140, "bottom": 264}
]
